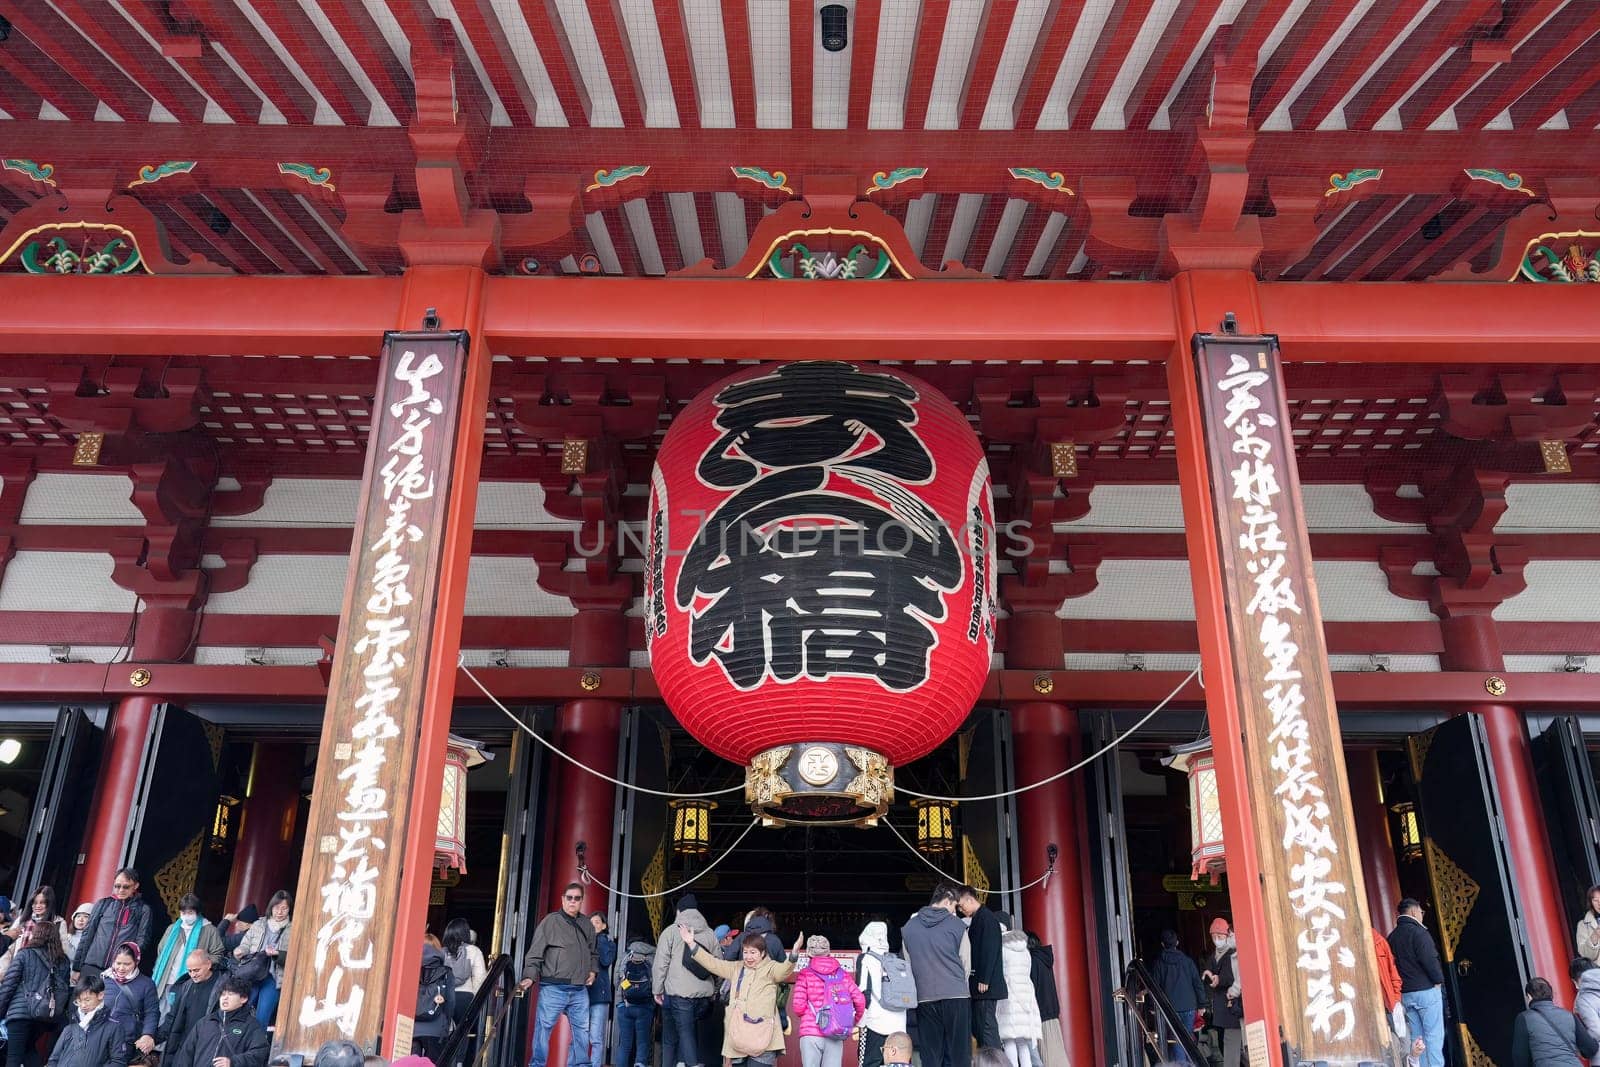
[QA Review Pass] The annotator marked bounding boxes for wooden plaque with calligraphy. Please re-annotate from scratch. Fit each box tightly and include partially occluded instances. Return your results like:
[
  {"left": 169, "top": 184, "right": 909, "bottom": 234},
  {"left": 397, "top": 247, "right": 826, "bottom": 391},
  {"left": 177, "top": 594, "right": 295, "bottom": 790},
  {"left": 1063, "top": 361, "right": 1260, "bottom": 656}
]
[
  {"left": 1192, "top": 334, "right": 1389, "bottom": 1064},
  {"left": 273, "top": 331, "right": 471, "bottom": 1058}
]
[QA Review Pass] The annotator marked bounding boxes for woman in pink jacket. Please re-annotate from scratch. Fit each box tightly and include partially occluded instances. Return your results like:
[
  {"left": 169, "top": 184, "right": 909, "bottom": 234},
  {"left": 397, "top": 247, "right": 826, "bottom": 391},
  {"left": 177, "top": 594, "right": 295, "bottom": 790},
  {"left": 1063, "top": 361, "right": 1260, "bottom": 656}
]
[{"left": 790, "top": 936, "right": 867, "bottom": 1067}]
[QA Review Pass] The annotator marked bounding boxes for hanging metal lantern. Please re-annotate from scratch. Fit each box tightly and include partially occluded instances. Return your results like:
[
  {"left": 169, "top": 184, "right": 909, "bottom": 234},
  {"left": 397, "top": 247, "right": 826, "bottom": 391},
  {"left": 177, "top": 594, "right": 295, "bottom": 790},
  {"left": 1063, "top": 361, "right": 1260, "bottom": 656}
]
[
  {"left": 1165, "top": 739, "right": 1225, "bottom": 881},
  {"left": 911, "top": 798, "right": 955, "bottom": 854},
  {"left": 209, "top": 794, "right": 240, "bottom": 854},
  {"left": 434, "top": 734, "right": 491, "bottom": 874},
  {"left": 670, "top": 799, "right": 717, "bottom": 855},
  {"left": 1392, "top": 801, "right": 1423, "bottom": 861}
]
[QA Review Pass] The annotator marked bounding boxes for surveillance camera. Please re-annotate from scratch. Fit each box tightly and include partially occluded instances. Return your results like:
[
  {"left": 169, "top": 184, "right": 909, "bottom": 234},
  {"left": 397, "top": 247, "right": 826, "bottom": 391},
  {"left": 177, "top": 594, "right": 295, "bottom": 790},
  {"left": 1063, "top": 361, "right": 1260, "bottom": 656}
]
[{"left": 820, "top": 4, "right": 849, "bottom": 52}]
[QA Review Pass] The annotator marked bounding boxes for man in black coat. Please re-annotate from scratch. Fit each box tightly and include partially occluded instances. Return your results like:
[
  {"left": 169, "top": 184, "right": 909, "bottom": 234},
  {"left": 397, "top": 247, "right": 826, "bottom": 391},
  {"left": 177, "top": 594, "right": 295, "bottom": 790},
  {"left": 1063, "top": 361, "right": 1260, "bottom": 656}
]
[
  {"left": 169, "top": 975, "right": 271, "bottom": 1067},
  {"left": 1388, "top": 898, "right": 1446, "bottom": 1067},
  {"left": 1151, "top": 930, "right": 1206, "bottom": 1023},
  {"left": 48, "top": 973, "right": 130, "bottom": 1067},
  {"left": 1512, "top": 976, "right": 1598, "bottom": 1066},
  {"left": 957, "top": 885, "right": 1008, "bottom": 1050},
  {"left": 71, "top": 867, "right": 152, "bottom": 981},
  {"left": 157, "top": 949, "right": 223, "bottom": 1054}
]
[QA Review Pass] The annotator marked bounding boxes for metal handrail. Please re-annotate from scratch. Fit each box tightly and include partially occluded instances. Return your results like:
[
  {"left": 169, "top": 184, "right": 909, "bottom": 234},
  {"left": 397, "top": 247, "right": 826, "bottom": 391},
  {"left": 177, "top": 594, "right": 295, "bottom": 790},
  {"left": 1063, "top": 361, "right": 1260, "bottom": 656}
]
[
  {"left": 435, "top": 953, "right": 517, "bottom": 1067},
  {"left": 1116, "top": 958, "right": 1210, "bottom": 1065}
]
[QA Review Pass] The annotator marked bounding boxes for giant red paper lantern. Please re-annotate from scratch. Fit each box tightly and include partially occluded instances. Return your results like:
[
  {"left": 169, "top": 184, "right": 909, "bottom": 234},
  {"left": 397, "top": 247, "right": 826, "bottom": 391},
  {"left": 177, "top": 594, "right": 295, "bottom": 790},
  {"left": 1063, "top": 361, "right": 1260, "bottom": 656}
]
[{"left": 645, "top": 361, "right": 995, "bottom": 823}]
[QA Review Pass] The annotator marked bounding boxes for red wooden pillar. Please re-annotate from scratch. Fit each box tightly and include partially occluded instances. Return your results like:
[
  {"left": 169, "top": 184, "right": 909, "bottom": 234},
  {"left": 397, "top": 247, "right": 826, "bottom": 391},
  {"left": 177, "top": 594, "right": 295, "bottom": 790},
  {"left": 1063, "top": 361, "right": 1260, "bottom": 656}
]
[
  {"left": 224, "top": 742, "right": 303, "bottom": 915},
  {"left": 1013, "top": 701, "right": 1097, "bottom": 1067},
  {"left": 1438, "top": 609, "right": 1570, "bottom": 1000},
  {"left": 539, "top": 605, "right": 626, "bottom": 1067},
  {"left": 1346, "top": 748, "right": 1401, "bottom": 931},
  {"left": 71, "top": 695, "right": 160, "bottom": 908},
  {"left": 71, "top": 601, "right": 195, "bottom": 907}
]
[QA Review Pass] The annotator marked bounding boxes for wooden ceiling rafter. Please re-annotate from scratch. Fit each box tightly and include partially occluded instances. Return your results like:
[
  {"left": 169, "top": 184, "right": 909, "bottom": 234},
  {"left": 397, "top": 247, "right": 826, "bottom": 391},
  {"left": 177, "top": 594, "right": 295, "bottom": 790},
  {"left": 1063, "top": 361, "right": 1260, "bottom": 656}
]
[
  {"left": 207, "top": 188, "right": 316, "bottom": 274},
  {"left": 955, "top": 0, "right": 1008, "bottom": 131},
  {"left": 1014, "top": 0, "right": 1085, "bottom": 130},
  {"left": 1122, "top": 0, "right": 1229, "bottom": 131},
  {"left": 1248, "top": 0, "right": 1362, "bottom": 122},
  {"left": 719, "top": 0, "right": 755, "bottom": 128},
  {"left": 1508, "top": 28, "right": 1600, "bottom": 128},
  {"left": 1450, "top": 5, "right": 1600, "bottom": 129},
  {"left": 454, "top": 0, "right": 542, "bottom": 127},
  {"left": 310, "top": 0, "right": 415, "bottom": 124},
  {"left": 585, "top": 0, "right": 646, "bottom": 129},
  {"left": 186, "top": 0, "right": 319, "bottom": 124},
  {"left": 0, "top": 61, "right": 44, "bottom": 120},
  {"left": 1067, "top": 0, "right": 1157, "bottom": 131},
  {"left": 46, "top": 0, "right": 210, "bottom": 123},
  {"left": 1342, "top": 0, "right": 1502, "bottom": 130},
  {"left": 788, "top": 1, "right": 814, "bottom": 130},
  {"left": 902, "top": 0, "right": 954, "bottom": 132},
  {"left": 650, "top": 0, "right": 703, "bottom": 128},
  {"left": 0, "top": 0, "right": 156, "bottom": 121},
  {"left": 1332, "top": 195, "right": 1453, "bottom": 283},
  {"left": 1391, "top": 203, "right": 1495, "bottom": 280},
  {"left": 1285, "top": 0, "right": 1431, "bottom": 131},
  {"left": 1001, "top": 203, "right": 1053, "bottom": 279},
  {"left": 845, "top": 0, "right": 883, "bottom": 129},
  {"left": 518, "top": 0, "right": 593, "bottom": 125},
  {"left": 0, "top": 30, "right": 102, "bottom": 120},
  {"left": 248, "top": 0, "right": 372, "bottom": 126}
]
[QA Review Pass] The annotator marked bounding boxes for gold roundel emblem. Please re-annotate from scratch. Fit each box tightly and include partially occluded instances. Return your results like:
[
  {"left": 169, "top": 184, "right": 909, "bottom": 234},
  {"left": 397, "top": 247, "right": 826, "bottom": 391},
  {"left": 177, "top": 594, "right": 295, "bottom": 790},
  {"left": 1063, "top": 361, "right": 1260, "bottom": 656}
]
[
  {"left": 798, "top": 746, "right": 840, "bottom": 786},
  {"left": 1485, "top": 675, "right": 1508, "bottom": 697}
]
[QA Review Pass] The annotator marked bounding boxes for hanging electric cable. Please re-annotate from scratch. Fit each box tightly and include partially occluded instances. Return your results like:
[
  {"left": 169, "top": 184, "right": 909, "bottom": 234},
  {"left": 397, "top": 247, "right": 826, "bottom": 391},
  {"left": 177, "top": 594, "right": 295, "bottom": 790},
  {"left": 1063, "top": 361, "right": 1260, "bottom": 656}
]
[
  {"left": 460, "top": 661, "right": 745, "bottom": 799},
  {"left": 576, "top": 818, "right": 763, "bottom": 899},
  {"left": 895, "top": 664, "right": 1202, "bottom": 803}
]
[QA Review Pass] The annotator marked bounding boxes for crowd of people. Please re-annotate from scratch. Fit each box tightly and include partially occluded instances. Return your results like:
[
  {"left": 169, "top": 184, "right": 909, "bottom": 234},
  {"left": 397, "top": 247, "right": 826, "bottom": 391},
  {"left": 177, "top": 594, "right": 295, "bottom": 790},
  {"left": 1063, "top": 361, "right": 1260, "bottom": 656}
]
[
  {"left": 518, "top": 882, "right": 1069, "bottom": 1067},
  {"left": 0, "top": 869, "right": 295, "bottom": 1067}
]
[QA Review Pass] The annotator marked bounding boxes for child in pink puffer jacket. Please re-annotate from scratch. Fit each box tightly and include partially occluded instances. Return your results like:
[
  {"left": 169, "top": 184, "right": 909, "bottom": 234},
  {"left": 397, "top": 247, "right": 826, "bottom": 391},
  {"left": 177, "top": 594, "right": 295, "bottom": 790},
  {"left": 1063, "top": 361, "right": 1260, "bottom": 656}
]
[{"left": 790, "top": 936, "right": 867, "bottom": 1067}]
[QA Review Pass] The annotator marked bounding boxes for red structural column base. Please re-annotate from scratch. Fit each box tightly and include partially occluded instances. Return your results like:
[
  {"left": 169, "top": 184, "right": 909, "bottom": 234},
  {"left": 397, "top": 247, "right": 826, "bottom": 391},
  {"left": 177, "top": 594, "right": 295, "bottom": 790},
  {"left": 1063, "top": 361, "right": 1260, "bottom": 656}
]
[
  {"left": 1439, "top": 612, "right": 1570, "bottom": 1005},
  {"left": 224, "top": 742, "right": 303, "bottom": 916},
  {"left": 1347, "top": 749, "right": 1402, "bottom": 931},
  {"left": 70, "top": 695, "right": 160, "bottom": 906},
  {"left": 1013, "top": 701, "right": 1097, "bottom": 1067}
]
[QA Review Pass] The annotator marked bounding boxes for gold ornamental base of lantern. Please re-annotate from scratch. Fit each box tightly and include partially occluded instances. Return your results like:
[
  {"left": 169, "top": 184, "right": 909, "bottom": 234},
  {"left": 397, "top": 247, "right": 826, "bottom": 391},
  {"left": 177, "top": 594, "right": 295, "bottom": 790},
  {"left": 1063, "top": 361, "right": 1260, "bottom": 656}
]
[{"left": 745, "top": 742, "right": 893, "bottom": 827}]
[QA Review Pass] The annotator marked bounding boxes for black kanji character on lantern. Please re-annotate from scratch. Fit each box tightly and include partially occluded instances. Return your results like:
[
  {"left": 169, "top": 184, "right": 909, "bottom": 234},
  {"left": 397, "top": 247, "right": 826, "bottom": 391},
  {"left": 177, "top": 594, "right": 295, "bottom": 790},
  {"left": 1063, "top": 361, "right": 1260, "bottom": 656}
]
[{"left": 676, "top": 363, "right": 964, "bottom": 691}]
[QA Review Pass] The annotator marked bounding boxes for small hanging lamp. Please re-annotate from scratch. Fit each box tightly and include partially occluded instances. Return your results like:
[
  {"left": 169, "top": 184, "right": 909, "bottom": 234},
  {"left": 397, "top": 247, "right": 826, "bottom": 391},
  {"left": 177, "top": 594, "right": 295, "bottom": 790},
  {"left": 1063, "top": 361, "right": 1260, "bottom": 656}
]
[
  {"left": 911, "top": 798, "right": 956, "bottom": 854},
  {"left": 1391, "top": 801, "right": 1423, "bottom": 862},
  {"left": 670, "top": 799, "right": 717, "bottom": 855}
]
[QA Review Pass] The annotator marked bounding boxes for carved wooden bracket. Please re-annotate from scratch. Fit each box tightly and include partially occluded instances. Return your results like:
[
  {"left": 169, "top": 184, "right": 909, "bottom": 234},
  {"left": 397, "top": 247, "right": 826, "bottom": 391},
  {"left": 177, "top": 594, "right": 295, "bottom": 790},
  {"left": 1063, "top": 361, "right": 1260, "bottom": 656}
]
[
  {"left": 1434, "top": 371, "right": 1597, "bottom": 442},
  {"left": 0, "top": 174, "right": 229, "bottom": 275},
  {"left": 1432, "top": 178, "right": 1600, "bottom": 281}
]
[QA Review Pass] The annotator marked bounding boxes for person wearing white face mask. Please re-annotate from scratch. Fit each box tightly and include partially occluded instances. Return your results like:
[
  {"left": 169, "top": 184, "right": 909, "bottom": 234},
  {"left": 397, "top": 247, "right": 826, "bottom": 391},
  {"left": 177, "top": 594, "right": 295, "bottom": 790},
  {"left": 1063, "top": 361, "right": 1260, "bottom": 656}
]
[
  {"left": 153, "top": 895, "right": 225, "bottom": 1013},
  {"left": 1200, "top": 918, "right": 1242, "bottom": 1067}
]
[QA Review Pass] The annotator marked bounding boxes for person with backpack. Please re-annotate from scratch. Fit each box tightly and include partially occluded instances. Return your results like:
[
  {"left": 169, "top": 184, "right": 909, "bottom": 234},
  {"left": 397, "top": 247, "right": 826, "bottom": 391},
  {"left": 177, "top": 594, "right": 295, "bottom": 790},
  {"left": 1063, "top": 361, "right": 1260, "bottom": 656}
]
[
  {"left": 0, "top": 918, "right": 70, "bottom": 1067},
  {"left": 46, "top": 974, "right": 127, "bottom": 1067},
  {"left": 677, "top": 926, "right": 803, "bottom": 1067},
  {"left": 653, "top": 894, "right": 718, "bottom": 1067},
  {"left": 791, "top": 936, "right": 867, "bottom": 1067},
  {"left": 413, "top": 940, "right": 459, "bottom": 1061},
  {"left": 166, "top": 974, "right": 270, "bottom": 1067},
  {"left": 615, "top": 941, "right": 657, "bottom": 1067},
  {"left": 1512, "top": 975, "right": 1598, "bottom": 1066},
  {"left": 857, "top": 922, "right": 911, "bottom": 1067}
]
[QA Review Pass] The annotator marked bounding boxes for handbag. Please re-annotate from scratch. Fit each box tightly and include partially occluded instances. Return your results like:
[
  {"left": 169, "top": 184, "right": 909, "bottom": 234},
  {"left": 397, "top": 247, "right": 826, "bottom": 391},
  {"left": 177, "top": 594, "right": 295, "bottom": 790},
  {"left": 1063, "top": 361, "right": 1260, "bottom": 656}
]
[
  {"left": 232, "top": 951, "right": 271, "bottom": 985},
  {"left": 682, "top": 943, "right": 713, "bottom": 982},
  {"left": 726, "top": 971, "right": 774, "bottom": 1057}
]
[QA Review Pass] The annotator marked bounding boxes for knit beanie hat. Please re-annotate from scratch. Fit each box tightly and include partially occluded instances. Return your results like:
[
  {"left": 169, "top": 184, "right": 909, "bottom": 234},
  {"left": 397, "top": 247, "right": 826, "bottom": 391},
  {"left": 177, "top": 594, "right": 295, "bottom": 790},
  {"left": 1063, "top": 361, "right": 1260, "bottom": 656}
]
[
  {"left": 806, "top": 935, "right": 830, "bottom": 955},
  {"left": 676, "top": 893, "right": 700, "bottom": 913}
]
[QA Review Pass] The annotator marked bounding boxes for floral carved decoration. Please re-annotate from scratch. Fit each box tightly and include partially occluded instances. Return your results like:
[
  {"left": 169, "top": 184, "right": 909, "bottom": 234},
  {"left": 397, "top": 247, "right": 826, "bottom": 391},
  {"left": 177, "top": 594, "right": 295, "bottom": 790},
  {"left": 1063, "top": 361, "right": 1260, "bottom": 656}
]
[{"left": 1516, "top": 231, "right": 1600, "bottom": 283}]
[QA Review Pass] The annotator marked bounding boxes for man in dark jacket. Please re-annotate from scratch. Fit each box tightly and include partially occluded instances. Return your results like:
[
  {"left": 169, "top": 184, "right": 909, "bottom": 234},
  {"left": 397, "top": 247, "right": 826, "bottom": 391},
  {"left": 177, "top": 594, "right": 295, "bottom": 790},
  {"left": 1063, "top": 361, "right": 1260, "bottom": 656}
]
[
  {"left": 957, "top": 884, "right": 1007, "bottom": 1050},
  {"left": 170, "top": 975, "right": 271, "bottom": 1067},
  {"left": 1512, "top": 976, "right": 1598, "bottom": 1067},
  {"left": 48, "top": 973, "right": 130, "bottom": 1067},
  {"left": 71, "top": 868, "right": 152, "bottom": 981},
  {"left": 1151, "top": 930, "right": 1206, "bottom": 1023},
  {"left": 902, "top": 883, "right": 972, "bottom": 1067},
  {"left": 1388, "top": 898, "right": 1446, "bottom": 1067},
  {"left": 157, "top": 949, "right": 223, "bottom": 1054},
  {"left": 521, "top": 881, "right": 599, "bottom": 1067}
]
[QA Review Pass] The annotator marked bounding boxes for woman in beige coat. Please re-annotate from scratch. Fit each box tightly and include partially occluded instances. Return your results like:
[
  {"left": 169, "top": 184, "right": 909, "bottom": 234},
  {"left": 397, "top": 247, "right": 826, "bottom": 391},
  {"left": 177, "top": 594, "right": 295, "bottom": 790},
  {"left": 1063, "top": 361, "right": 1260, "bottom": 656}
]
[{"left": 678, "top": 924, "right": 803, "bottom": 1067}]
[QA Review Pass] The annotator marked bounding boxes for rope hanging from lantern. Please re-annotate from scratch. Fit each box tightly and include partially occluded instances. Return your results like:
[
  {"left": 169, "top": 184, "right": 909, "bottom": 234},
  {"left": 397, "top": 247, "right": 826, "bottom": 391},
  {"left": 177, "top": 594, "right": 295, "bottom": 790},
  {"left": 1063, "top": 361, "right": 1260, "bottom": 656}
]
[
  {"left": 576, "top": 818, "right": 763, "bottom": 899},
  {"left": 895, "top": 665, "right": 1202, "bottom": 804},
  {"left": 460, "top": 661, "right": 745, "bottom": 799},
  {"left": 881, "top": 819, "right": 1059, "bottom": 892}
]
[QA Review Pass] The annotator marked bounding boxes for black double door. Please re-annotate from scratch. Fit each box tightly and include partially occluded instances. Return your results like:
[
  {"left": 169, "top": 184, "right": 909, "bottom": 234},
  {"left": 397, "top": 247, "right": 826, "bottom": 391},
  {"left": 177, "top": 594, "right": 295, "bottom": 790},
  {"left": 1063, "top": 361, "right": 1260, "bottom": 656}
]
[
  {"left": 10, "top": 707, "right": 104, "bottom": 905},
  {"left": 1407, "top": 714, "right": 1533, "bottom": 1066},
  {"left": 1533, "top": 716, "right": 1600, "bottom": 932}
]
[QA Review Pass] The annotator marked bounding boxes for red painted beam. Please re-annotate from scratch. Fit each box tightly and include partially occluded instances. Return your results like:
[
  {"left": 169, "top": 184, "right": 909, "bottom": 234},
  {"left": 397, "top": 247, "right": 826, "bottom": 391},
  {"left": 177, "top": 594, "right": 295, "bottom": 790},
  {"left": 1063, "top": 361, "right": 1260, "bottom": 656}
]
[
  {"left": 1015, "top": 0, "right": 1083, "bottom": 130},
  {"left": 0, "top": 0, "right": 156, "bottom": 120},
  {"left": 0, "top": 31, "right": 99, "bottom": 120},
  {"left": 903, "top": 0, "right": 953, "bottom": 130},
  {"left": 519, "top": 0, "right": 593, "bottom": 124},
  {"left": 311, "top": 0, "right": 415, "bottom": 124},
  {"left": 249, "top": 0, "right": 370, "bottom": 124},
  {"left": 0, "top": 276, "right": 402, "bottom": 356},
  {"left": 1397, "top": 0, "right": 1564, "bottom": 130},
  {"left": 789, "top": 1, "right": 814, "bottom": 129},
  {"left": 957, "top": 0, "right": 1007, "bottom": 130},
  {"left": 1342, "top": 0, "right": 1501, "bottom": 130},
  {"left": 651, "top": 0, "right": 701, "bottom": 128},
  {"left": 720, "top": 0, "right": 754, "bottom": 128},
  {"left": 1509, "top": 29, "right": 1600, "bottom": 129},
  {"left": 1249, "top": 0, "right": 1360, "bottom": 122},
  {"left": 448, "top": 0, "right": 541, "bottom": 127},
  {"left": 1067, "top": 0, "right": 1156, "bottom": 131},
  {"left": 1122, "top": 0, "right": 1224, "bottom": 130},
  {"left": 846, "top": 0, "right": 883, "bottom": 128},
  {"left": 1, "top": 662, "right": 1597, "bottom": 710},
  {"left": 586, "top": 0, "right": 645, "bottom": 127},
  {"left": 1287, "top": 0, "right": 1426, "bottom": 131},
  {"left": 187, "top": 0, "right": 318, "bottom": 124},
  {"left": 1453, "top": 5, "right": 1600, "bottom": 129},
  {"left": 0, "top": 62, "right": 42, "bottom": 120},
  {"left": 48, "top": 0, "right": 209, "bottom": 122}
]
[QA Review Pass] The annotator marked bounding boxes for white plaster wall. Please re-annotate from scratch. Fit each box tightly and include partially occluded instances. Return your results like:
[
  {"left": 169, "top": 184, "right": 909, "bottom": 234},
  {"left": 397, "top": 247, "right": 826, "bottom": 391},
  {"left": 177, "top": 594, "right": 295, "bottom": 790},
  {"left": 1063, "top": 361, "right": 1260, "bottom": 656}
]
[
  {"left": 18, "top": 473, "right": 143, "bottom": 525},
  {"left": 0, "top": 552, "right": 137, "bottom": 613}
]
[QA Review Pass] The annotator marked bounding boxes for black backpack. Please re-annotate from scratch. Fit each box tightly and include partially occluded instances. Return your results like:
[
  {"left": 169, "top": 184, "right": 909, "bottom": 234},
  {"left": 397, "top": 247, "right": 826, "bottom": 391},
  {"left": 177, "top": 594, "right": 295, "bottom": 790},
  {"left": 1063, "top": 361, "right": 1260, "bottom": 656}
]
[
  {"left": 416, "top": 955, "right": 455, "bottom": 1021},
  {"left": 620, "top": 957, "right": 653, "bottom": 1005}
]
